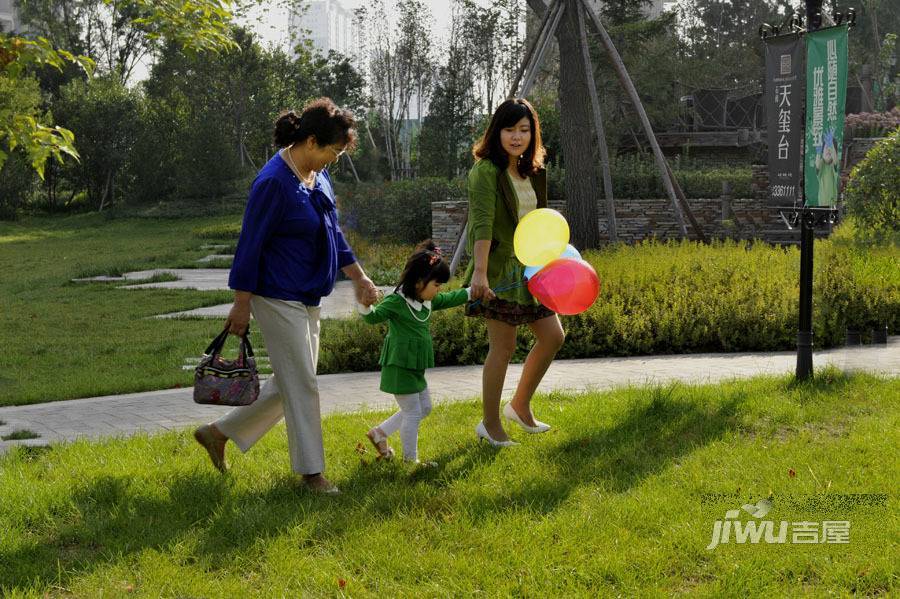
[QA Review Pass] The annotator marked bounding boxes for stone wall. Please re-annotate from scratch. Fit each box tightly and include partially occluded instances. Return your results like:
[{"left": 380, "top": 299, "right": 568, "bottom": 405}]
[
  {"left": 432, "top": 196, "right": 814, "bottom": 255},
  {"left": 431, "top": 200, "right": 468, "bottom": 257}
]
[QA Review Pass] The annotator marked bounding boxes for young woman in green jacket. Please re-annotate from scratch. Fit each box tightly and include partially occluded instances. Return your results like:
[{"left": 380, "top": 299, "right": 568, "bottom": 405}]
[
  {"left": 463, "top": 98, "right": 565, "bottom": 447},
  {"left": 358, "top": 241, "right": 471, "bottom": 466}
]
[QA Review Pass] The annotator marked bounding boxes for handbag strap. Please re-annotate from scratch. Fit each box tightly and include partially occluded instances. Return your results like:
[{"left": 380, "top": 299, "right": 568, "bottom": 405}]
[
  {"left": 239, "top": 333, "right": 255, "bottom": 359},
  {"left": 204, "top": 327, "right": 230, "bottom": 357},
  {"left": 204, "top": 326, "right": 255, "bottom": 359}
]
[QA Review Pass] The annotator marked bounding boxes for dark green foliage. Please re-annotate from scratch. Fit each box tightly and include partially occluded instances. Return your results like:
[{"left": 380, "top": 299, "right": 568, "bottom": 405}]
[
  {"left": 0, "top": 152, "right": 37, "bottom": 220},
  {"left": 843, "top": 128, "right": 900, "bottom": 243},
  {"left": 336, "top": 178, "right": 466, "bottom": 244}
]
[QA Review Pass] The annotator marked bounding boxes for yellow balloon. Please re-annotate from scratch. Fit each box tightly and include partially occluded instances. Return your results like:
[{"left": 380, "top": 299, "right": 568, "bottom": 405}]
[{"left": 513, "top": 208, "right": 570, "bottom": 267}]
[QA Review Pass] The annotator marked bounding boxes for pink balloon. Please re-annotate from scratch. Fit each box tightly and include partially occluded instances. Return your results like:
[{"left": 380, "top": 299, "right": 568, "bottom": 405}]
[{"left": 527, "top": 259, "right": 601, "bottom": 315}]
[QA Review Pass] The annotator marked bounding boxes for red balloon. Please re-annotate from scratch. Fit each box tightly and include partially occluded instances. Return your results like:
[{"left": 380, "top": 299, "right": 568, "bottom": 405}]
[{"left": 527, "top": 259, "right": 600, "bottom": 315}]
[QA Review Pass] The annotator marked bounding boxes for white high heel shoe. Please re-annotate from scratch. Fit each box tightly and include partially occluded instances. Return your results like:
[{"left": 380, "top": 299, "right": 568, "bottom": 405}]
[
  {"left": 503, "top": 402, "right": 551, "bottom": 434},
  {"left": 475, "top": 421, "right": 519, "bottom": 447}
]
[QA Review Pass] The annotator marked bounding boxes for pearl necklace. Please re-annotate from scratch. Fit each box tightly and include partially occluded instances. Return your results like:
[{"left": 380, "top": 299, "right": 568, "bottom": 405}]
[{"left": 285, "top": 145, "right": 316, "bottom": 188}]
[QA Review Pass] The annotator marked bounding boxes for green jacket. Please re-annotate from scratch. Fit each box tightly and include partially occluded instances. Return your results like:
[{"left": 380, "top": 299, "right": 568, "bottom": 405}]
[
  {"left": 359, "top": 288, "right": 470, "bottom": 371},
  {"left": 462, "top": 159, "right": 547, "bottom": 286}
]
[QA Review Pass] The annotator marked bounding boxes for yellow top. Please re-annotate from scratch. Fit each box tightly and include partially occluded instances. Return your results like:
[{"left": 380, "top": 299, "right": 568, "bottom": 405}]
[{"left": 510, "top": 172, "right": 537, "bottom": 220}]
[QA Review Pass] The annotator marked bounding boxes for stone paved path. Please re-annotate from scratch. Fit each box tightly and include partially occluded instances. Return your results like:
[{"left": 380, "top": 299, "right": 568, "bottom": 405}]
[
  {"left": 1, "top": 339, "right": 895, "bottom": 454},
  {"left": 73, "top": 269, "right": 394, "bottom": 320}
]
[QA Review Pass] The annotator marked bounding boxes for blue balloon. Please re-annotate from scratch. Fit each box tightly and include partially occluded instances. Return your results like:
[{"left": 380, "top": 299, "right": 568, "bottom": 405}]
[
  {"left": 524, "top": 265, "right": 542, "bottom": 280},
  {"left": 560, "top": 244, "right": 582, "bottom": 261},
  {"left": 524, "top": 245, "right": 581, "bottom": 280}
]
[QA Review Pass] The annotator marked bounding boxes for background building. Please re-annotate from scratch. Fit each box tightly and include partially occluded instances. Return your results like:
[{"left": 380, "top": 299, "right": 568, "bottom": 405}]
[
  {"left": 0, "top": 0, "right": 22, "bottom": 33},
  {"left": 293, "top": 0, "right": 360, "bottom": 60}
]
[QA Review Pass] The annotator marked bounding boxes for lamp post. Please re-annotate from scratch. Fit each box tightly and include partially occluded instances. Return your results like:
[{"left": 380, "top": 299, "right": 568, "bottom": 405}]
[{"left": 795, "top": 0, "right": 824, "bottom": 381}]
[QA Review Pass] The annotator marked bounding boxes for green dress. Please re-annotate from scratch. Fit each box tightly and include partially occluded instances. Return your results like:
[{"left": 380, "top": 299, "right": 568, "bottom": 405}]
[{"left": 359, "top": 288, "right": 470, "bottom": 394}]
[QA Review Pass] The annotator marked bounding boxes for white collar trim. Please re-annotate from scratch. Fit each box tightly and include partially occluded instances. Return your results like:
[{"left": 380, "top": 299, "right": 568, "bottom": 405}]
[{"left": 398, "top": 290, "right": 430, "bottom": 311}]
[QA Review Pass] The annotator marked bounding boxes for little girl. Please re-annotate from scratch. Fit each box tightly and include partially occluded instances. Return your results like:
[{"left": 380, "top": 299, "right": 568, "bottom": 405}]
[{"left": 358, "top": 240, "right": 471, "bottom": 466}]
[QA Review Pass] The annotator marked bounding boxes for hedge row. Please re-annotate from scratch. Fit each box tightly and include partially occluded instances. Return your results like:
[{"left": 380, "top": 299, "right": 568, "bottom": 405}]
[
  {"left": 334, "top": 162, "right": 753, "bottom": 244},
  {"left": 336, "top": 178, "right": 465, "bottom": 244},
  {"left": 316, "top": 238, "right": 899, "bottom": 374}
]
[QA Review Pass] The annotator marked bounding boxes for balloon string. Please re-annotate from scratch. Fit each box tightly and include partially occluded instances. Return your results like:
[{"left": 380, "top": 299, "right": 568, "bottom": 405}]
[{"left": 468, "top": 279, "right": 526, "bottom": 308}]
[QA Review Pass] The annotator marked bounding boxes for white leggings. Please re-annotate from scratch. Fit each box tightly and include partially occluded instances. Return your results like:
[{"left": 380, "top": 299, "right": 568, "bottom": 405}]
[{"left": 376, "top": 387, "right": 432, "bottom": 461}]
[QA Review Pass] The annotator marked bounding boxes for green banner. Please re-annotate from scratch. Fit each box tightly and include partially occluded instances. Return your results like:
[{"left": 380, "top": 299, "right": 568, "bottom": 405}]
[{"left": 804, "top": 25, "right": 848, "bottom": 207}]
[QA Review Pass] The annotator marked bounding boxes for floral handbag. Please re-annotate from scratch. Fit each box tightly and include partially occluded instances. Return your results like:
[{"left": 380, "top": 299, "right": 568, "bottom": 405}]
[{"left": 193, "top": 327, "right": 260, "bottom": 406}]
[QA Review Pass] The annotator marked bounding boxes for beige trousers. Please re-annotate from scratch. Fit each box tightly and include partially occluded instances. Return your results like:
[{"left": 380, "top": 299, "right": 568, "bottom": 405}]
[{"left": 215, "top": 296, "right": 324, "bottom": 475}]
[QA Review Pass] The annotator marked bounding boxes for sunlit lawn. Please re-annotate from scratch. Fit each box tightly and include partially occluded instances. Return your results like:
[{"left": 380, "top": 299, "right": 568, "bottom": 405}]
[{"left": 1, "top": 371, "right": 897, "bottom": 596}]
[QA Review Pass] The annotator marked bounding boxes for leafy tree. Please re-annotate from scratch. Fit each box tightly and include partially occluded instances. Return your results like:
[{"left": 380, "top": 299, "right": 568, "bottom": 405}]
[
  {"left": 419, "top": 4, "right": 480, "bottom": 179},
  {"left": 357, "top": 0, "right": 435, "bottom": 180},
  {"left": 459, "top": 0, "right": 525, "bottom": 114},
  {"left": 2, "top": 0, "right": 240, "bottom": 178},
  {"left": 53, "top": 75, "right": 141, "bottom": 210}
]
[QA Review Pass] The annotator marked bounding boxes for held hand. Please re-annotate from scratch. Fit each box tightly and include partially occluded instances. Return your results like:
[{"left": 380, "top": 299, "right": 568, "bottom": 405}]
[
  {"left": 355, "top": 276, "right": 379, "bottom": 306},
  {"left": 226, "top": 302, "right": 251, "bottom": 336},
  {"left": 470, "top": 271, "right": 495, "bottom": 302}
]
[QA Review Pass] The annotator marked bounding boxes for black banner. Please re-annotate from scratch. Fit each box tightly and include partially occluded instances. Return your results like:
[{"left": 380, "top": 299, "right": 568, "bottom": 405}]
[{"left": 765, "top": 33, "right": 804, "bottom": 208}]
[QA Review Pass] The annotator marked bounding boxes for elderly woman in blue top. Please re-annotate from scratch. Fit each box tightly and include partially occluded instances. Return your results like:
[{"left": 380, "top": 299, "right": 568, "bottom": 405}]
[{"left": 194, "top": 98, "right": 379, "bottom": 495}]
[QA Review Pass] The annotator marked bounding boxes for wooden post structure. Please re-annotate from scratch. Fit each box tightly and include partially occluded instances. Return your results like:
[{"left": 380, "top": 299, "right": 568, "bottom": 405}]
[
  {"left": 577, "top": 0, "right": 688, "bottom": 237},
  {"left": 450, "top": 0, "right": 706, "bottom": 274},
  {"left": 575, "top": 0, "right": 617, "bottom": 243},
  {"left": 520, "top": 1, "right": 565, "bottom": 96}
]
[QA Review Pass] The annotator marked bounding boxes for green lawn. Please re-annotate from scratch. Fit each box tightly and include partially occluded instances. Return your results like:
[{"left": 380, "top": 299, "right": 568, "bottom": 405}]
[
  {"left": 0, "top": 213, "right": 411, "bottom": 407},
  {"left": 1, "top": 371, "right": 897, "bottom": 596}
]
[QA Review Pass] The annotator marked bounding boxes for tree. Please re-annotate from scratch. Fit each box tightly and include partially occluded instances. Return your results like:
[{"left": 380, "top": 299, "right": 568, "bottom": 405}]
[
  {"left": 2, "top": 0, "right": 241, "bottom": 178},
  {"left": 18, "top": 0, "right": 155, "bottom": 85},
  {"left": 525, "top": 0, "right": 602, "bottom": 248},
  {"left": 674, "top": 0, "right": 789, "bottom": 87},
  {"left": 53, "top": 75, "right": 141, "bottom": 210},
  {"left": 460, "top": 0, "right": 525, "bottom": 115},
  {"left": 358, "top": 0, "right": 434, "bottom": 180},
  {"left": 419, "top": 3, "right": 480, "bottom": 179}
]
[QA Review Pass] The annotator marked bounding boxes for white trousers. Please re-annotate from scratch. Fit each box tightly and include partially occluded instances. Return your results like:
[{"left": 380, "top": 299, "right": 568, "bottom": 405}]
[
  {"left": 376, "top": 387, "right": 432, "bottom": 461},
  {"left": 215, "top": 296, "right": 324, "bottom": 475}
]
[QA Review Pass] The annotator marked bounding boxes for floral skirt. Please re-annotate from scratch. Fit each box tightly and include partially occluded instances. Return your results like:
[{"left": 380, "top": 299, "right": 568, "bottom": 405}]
[{"left": 464, "top": 298, "right": 555, "bottom": 326}]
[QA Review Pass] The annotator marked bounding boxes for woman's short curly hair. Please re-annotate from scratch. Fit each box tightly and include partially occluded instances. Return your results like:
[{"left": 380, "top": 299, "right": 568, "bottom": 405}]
[{"left": 273, "top": 97, "right": 358, "bottom": 151}]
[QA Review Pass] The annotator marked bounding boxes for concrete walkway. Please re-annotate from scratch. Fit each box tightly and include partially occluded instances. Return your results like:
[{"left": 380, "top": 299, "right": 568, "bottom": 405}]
[{"left": 0, "top": 339, "right": 896, "bottom": 455}]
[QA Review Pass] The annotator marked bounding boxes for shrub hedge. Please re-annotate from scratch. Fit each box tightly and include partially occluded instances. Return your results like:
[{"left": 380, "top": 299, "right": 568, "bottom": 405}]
[
  {"left": 843, "top": 127, "right": 900, "bottom": 244},
  {"left": 335, "top": 178, "right": 465, "bottom": 244},
  {"left": 316, "top": 238, "right": 899, "bottom": 374}
]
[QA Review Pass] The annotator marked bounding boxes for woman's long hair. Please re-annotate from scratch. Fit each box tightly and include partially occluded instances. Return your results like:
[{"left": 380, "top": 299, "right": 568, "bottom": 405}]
[{"left": 472, "top": 98, "right": 546, "bottom": 177}]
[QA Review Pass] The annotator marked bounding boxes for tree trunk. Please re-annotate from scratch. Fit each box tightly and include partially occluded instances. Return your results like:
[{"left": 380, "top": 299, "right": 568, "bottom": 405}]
[{"left": 532, "top": 0, "right": 601, "bottom": 248}]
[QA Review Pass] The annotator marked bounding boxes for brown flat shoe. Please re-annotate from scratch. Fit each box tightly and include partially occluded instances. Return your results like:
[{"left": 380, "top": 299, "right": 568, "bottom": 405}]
[
  {"left": 194, "top": 425, "right": 228, "bottom": 473},
  {"left": 301, "top": 473, "right": 340, "bottom": 495}
]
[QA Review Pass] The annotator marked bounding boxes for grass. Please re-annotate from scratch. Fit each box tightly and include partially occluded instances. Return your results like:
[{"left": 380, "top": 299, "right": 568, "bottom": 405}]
[
  {"left": 0, "top": 213, "right": 411, "bottom": 407},
  {"left": 1, "top": 429, "right": 39, "bottom": 441},
  {"left": 0, "top": 371, "right": 897, "bottom": 596},
  {"left": 0, "top": 213, "right": 237, "bottom": 407}
]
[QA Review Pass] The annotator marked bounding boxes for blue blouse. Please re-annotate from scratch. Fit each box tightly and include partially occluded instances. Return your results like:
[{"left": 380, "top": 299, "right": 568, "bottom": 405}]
[{"left": 228, "top": 154, "right": 356, "bottom": 306}]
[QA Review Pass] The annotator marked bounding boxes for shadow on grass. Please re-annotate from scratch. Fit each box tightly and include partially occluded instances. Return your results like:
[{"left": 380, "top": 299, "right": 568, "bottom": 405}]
[
  {"left": 1, "top": 384, "right": 749, "bottom": 589},
  {"left": 463, "top": 384, "right": 747, "bottom": 521}
]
